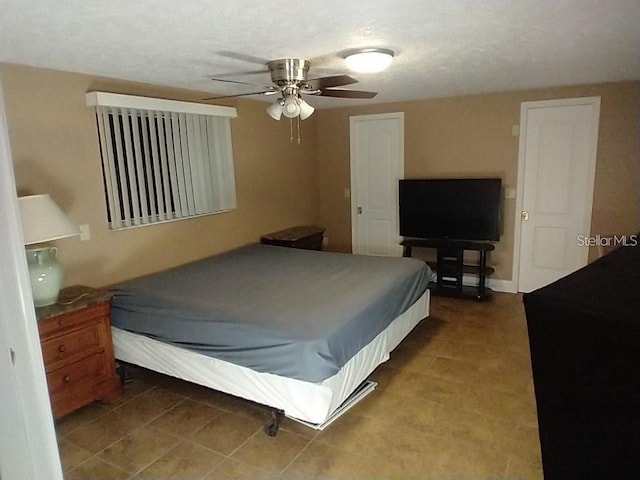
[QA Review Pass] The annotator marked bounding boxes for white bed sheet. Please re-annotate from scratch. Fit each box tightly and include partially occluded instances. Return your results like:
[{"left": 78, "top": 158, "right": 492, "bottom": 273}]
[{"left": 111, "top": 290, "right": 429, "bottom": 425}]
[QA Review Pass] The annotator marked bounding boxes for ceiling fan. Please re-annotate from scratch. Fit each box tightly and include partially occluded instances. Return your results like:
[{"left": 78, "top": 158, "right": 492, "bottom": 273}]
[{"left": 204, "top": 57, "right": 378, "bottom": 121}]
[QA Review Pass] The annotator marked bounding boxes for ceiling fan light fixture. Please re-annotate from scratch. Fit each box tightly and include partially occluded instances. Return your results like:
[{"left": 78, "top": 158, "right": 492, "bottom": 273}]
[
  {"left": 299, "top": 99, "right": 315, "bottom": 120},
  {"left": 282, "top": 95, "right": 301, "bottom": 118},
  {"left": 343, "top": 48, "right": 394, "bottom": 73},
  {"left": 266, "top": 100, "right": 284, "bottom": 120}
]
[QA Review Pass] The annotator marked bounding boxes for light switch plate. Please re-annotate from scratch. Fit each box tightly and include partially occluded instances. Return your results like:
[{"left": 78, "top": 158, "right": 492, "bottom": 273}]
[{"left": 79, "top": 224, "right": 91, "bottom": 241}]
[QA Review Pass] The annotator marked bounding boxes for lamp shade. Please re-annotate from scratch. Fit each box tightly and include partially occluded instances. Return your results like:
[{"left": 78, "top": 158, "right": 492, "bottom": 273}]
[
  {"left": 299, "top": 99, "right": 315, "bottom": 120},
  {"left": 266, "top": 100, "right": 283, "bottom": 120},
  {"left": 282, "top": 96, "right": 301, "bottom": 118},
  {"left": 18, "top": 194, "right": 79, "bottom": 245}
]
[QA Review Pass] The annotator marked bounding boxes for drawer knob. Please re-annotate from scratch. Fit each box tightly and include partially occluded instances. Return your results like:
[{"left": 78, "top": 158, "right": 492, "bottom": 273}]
[
  {"left": 63, "top": 375, "right": 71, "bottom": 383},
  {"left": 58, "top": 319, "right": 65, "bottom": 326},
  {"left": 58, "top": 344, "right": 66, "bottom": 353}
]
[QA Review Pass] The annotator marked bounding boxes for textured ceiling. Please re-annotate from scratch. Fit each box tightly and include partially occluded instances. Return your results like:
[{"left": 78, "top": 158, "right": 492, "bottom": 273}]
[{"left": 1, "top": 0, "right": 639, "bottom": 109}]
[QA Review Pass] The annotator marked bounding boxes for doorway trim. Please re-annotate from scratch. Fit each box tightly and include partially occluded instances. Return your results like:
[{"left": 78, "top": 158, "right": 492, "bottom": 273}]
[{"left": 511, "top": 96, "right": 601, "bottom": 292}]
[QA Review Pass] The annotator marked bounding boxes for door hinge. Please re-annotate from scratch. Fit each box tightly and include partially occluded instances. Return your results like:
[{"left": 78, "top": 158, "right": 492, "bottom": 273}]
[{"left": 10, "top": 348, "right": 16, "bottom": 365}]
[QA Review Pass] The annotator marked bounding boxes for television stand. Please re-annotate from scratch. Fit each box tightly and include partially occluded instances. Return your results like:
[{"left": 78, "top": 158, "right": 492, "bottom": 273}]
[{"left": 401, "top": 238, "right": 495, "bottom": 301}]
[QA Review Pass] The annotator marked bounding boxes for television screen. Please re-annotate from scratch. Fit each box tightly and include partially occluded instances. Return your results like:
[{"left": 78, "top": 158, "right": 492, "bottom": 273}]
[{"left": 399, "top": 178, "right": 502, "bottom": 241}]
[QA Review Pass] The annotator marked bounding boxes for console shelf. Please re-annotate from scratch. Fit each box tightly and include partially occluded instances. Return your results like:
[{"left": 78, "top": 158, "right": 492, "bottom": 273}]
[
  {"left": 424, "top": 261, "right": 495, "bottom": 277},
  {"left": 401, "top": 238, "right": 495, "bottom": 301}
]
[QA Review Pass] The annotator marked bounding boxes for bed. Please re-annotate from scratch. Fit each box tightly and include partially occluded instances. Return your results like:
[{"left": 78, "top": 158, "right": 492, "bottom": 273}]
[{"left": 110, "top": 244, "right": 430, "bottom": 431}]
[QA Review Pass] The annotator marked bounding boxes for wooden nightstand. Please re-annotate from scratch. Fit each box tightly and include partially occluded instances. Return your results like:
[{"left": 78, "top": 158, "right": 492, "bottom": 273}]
[
  {"left": 261, "top": 225, "right": 326, "bottom": 251},
  {"left": 36, "top": 286, "right": 122, "bottom": 418}
]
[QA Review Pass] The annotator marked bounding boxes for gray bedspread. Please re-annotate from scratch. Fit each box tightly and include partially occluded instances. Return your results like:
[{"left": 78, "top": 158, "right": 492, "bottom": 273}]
[{"left": 110, "top": 244, "right": 430, "bottom": 382}]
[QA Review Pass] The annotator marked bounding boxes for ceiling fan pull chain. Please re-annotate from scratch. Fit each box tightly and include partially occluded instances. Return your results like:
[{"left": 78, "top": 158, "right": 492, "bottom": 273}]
[
  {"left": 297, "top": 116, "right": 301, "bottom": 144},
  {"left": 289, "top": 117, "right": 294, "bottom": 143}
]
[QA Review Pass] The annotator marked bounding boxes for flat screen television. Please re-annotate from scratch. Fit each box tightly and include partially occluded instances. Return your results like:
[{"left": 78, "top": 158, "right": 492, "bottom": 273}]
[{"left": 399, "top": 178, "right": 502, "bottom": 241}]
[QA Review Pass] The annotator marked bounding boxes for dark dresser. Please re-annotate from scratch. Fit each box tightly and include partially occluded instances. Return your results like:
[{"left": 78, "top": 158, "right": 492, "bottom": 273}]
[
  {"left": 260, "top": 225, "right": 325, "bottom": 251},
  {"left": 523, "top": 239, "right": 640, "bottom": 479}
]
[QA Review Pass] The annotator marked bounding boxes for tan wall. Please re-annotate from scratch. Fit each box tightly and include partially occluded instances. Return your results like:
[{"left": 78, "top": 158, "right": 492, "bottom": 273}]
[
  {"left": 317, "top": 81, "right": 640, "bottom": 282},
  {"left": 4, "top": 62, "right": 637, "bottom": 287},
  {"left": 2, "top": 64, "right": 319, "bottom": 288}
]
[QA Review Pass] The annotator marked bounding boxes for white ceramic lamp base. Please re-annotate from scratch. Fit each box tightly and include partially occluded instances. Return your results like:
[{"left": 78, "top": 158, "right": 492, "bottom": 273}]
[{"left": 26, "top": 246, "right": 64, "bottom": 307}]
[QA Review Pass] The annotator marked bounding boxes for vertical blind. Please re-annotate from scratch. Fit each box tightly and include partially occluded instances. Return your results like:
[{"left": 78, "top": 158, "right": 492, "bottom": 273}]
[{"left": 87, "top": 93, "right": 237, "bottom": 230}]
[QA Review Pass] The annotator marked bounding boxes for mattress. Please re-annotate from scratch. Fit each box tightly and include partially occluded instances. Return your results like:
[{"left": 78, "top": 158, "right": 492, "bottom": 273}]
[
  {"left": 112, "top": 289, "right": 430, "bottom": 425},
  {"left": 110, "top": 244, "right": 430, "bottom": 382}
]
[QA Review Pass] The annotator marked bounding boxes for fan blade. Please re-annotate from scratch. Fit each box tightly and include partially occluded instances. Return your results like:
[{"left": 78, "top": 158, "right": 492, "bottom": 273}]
[
  {"left": 306, "top": 75, "right": 358, "bottom": 90},
  {"left": 216, "top": 51, "right": 269, "bottom": 66},
  {"left": 210, "top": 77, "right": 271, "bottom": 88},
  {"left": 203, "top": 90, "right": 277, "bottom": 100},
  {"left": 319, "top": 89, "right": 377, "bottom": 99},
  {"left": 209, "top": 69, "right": 269, "bottom": 78}
]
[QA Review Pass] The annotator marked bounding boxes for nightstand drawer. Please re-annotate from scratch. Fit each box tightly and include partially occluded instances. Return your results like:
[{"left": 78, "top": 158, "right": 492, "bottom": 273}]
[
  {"left": 46, "top": 352, "right": 109, "bottom": 396},
  {"left": 41, "top": 322, "right": 102, "bottom": 366},
  {"left": 38, "top": 303, "right": 109, "bottom": 338}
]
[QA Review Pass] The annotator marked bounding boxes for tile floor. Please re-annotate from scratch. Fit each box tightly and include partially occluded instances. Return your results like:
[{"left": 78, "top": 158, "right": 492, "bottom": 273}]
[{"left": 56, "top": 292, "right": 543, "bottom": 479}]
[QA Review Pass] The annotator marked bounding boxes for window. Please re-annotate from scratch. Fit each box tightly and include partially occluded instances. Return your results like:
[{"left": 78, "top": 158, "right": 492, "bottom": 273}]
[{"left": 86, "top": 92, "right": 237, "bottom": 230}]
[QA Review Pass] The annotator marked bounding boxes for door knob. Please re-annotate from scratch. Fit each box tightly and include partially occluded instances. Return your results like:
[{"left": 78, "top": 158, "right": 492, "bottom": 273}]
[{"left": 521, "top": 211, "right": 529, "bottom": 221}]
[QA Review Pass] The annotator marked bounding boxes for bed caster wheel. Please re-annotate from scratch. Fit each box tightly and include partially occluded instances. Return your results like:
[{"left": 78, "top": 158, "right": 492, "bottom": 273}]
[{"left": 267, "top": 422, "right": 279, "bottom": 437}]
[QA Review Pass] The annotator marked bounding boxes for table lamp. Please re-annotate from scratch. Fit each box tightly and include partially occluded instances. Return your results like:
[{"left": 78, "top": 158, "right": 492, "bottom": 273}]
[{"left": 18, "top": 194, "right": 80, "bottom": 307}]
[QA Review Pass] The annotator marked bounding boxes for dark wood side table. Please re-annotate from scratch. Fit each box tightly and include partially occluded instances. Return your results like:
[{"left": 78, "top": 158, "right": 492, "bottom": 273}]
[
  {"left": 261, "top": 225, "right": 326, "bottom": 251},
  {"left": 36, "top": 285, "right": 122, "bottom": 418}
]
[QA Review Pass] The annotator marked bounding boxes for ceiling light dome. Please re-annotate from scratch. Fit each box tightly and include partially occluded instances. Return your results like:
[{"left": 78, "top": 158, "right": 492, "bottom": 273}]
[
  {"left": 282, "top": 95, "right": 301, "bottom": 118},
  {"left": 344, "top": 48, "right": 394, "bottom": 73}
]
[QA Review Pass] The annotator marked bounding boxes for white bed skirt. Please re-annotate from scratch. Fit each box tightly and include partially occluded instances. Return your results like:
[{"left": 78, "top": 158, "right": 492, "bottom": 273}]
[{"left": 112, "top": 289, "right": 429, "bottom": 425}]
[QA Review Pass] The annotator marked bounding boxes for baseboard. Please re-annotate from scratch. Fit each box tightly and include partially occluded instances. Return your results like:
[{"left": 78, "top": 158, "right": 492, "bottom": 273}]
[{"left": 461, "top": 274, "right": 517, "bottom": 294}]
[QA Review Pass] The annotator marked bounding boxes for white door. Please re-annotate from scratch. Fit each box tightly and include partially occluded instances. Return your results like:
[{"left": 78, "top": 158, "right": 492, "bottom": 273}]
[
  {"left": 516, "top": 97, "right": 600, "bottom": 292},
  {"left": 350, "top": 113, "right": 404, "bottom": 256},
  {"left": 0, "top": 80, "right": 63, "bottom": 479}
]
